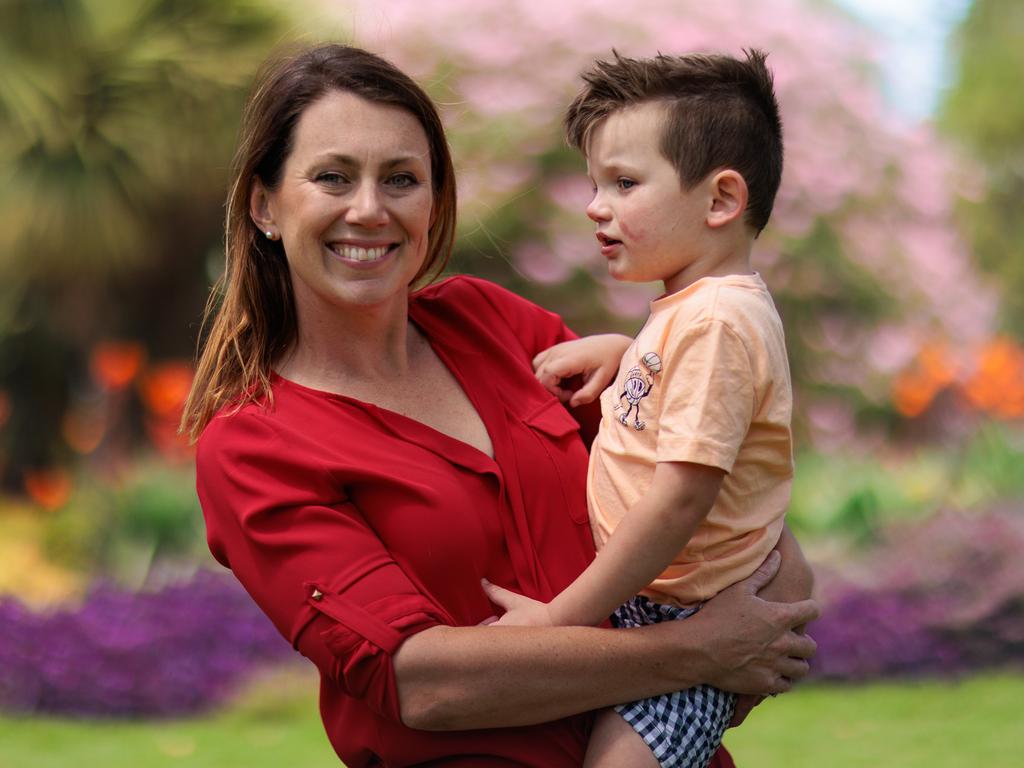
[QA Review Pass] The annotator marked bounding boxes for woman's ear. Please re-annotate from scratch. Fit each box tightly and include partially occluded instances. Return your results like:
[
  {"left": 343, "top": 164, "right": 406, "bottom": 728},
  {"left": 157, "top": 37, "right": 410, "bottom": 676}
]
[
  {"left": 707, "top": 170, "right": 748, "bottom": 229},
  {"left": 250, "top": 178, "right": 277, "bottom": 238}
]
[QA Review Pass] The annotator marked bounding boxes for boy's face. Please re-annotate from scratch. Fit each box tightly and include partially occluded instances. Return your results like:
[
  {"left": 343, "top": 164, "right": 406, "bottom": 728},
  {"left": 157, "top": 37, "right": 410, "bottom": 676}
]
[{"left": 585, "top": 102, "right": 711, "bottom": 294}]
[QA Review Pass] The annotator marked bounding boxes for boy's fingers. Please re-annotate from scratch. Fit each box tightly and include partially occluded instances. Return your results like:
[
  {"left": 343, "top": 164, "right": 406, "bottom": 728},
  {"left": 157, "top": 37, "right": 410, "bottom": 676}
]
[
  {"left": 569, "top": 379, "right": 601, "bottom": 407},
  {"left": 481, "top": 578, "right": 521, "bottom": 610}
]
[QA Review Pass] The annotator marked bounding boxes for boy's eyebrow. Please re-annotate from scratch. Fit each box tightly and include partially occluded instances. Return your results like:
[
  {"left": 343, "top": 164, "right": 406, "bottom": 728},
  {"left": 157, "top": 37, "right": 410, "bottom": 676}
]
[{"left": 590, "top": 160, "right": 638, "bottom": 176}]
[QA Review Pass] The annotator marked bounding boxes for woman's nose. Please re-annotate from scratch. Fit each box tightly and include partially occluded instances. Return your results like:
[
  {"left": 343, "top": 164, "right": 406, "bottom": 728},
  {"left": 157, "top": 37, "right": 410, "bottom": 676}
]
[{"left": 346, "top": 182, "right": 389, "bottom": 227}]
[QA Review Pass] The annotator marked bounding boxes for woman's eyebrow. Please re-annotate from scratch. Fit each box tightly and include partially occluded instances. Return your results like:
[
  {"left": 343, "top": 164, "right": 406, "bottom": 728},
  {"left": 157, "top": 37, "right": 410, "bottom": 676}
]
[{"left": 313, "top": 152, "right": 428, "bottom": 169}]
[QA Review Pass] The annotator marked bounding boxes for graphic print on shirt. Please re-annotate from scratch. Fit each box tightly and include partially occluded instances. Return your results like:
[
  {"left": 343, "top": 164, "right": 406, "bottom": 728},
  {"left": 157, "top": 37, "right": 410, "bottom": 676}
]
[{"left": 614, "top": 351, "right": 662, "bottom": 431}]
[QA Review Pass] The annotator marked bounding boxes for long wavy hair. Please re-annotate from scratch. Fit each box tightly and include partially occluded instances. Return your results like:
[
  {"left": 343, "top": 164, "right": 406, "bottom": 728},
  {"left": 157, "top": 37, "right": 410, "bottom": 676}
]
[{"left": 181, "top": 44, "right": 457, "bottom": 442}]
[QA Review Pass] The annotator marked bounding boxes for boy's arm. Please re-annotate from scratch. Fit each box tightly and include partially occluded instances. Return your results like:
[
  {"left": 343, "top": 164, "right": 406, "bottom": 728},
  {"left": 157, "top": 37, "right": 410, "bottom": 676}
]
[
  {"left": 533, "top": 333, "right": 632, "bottom": 406},
  {"left": 487, "top": 460, "right": 723, "bottom": 627}
]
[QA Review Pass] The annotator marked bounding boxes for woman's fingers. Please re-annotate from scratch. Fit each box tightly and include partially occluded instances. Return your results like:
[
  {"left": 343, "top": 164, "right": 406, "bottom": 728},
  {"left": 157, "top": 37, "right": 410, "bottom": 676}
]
[
  {"left": 780, "top": 598, "right": 821, "bottom": 633},
  {"left": 739, "top": 549, "right": 781, "bottom": 594},
  {"left": 780, "top": 625, "right": 818, "bottom": 659}
]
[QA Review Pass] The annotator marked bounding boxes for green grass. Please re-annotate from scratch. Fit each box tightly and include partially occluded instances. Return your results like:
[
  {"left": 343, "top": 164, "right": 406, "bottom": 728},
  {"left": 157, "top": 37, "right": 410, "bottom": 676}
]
[
  {"left": 2, "top": 669, "right": 1022, "bottom": 767},
  {"left": 0, "top": 665, "right": 339, "bottom": 768},
  {"left": 724, "top": 673, "right": 1024, "bottom": 767}
]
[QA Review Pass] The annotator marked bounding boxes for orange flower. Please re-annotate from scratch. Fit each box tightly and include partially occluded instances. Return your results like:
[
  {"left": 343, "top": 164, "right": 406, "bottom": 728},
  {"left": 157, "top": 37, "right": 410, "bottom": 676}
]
[
  {"left": 62, "top": 406, "right": 107, "bottom": 454},
  {"left": 917, "top": 341, "right": 956, "bottom": 389},
  {"left": 891, "top": 369, "right": 939, "bottom": 418},
  {"left": 139, "top": 362, "right": 194, "bottom": 418},
  {"left": 891, "top": 340, "right": 955, "bottom": 418},
  {"left": 24, "top": 468, "right": 72, "bottom": 510},
  {"left": 90, "top": 342, "right": 146, "bottom": 391},
  {"left": 962, "top": 337, "right": 1024, "bottom": 418}
]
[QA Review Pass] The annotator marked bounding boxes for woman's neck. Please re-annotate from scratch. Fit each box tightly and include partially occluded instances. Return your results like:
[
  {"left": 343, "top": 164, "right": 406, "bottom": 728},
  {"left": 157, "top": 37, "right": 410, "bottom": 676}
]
[{"left": 276, "top": 292, "right": 420, "bottom": 392}]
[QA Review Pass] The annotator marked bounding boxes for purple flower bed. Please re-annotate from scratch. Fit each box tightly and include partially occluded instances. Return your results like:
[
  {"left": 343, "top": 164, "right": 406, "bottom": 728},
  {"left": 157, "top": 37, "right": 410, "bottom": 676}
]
[
  {"left": 808, "top": 508, "right": 1024, "bottom": 681},
  {"left": 2, "top": 510, "right": 1022, "bottom": 717},
  {"left": 0, "top": 571, "right": 292, "bottom": 717}
]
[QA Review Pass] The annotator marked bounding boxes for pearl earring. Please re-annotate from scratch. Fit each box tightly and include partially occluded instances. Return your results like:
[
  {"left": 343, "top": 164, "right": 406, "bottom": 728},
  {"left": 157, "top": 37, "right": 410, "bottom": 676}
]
[{"left": 265, "top": 230, "right": 276, "bottom": 240}]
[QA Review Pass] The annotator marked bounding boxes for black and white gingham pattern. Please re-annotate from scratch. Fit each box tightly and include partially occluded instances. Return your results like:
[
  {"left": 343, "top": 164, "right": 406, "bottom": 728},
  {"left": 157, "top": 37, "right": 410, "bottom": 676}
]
[{"left": 612, "top": 596, "right": 737, "bottom": 768}]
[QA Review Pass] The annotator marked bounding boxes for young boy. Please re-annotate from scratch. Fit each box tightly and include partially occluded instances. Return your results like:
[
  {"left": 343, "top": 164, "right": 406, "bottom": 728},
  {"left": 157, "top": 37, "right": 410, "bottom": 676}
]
[{"left": 483, "top": 50, "right": 794, "bottom": 768}]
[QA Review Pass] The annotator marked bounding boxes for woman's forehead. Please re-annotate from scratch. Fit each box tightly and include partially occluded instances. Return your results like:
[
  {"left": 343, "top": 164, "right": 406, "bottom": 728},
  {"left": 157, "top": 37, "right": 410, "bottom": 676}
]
[{"left": 290, "top": 90, "right": 431, "bottom": 165}]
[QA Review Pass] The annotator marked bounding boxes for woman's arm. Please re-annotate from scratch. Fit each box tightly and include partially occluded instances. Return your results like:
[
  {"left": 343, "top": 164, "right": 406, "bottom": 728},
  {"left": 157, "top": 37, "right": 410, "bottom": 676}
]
[
  {"left": 759, "top": 523, "right": 814, "bottom": 606},
  {"left": 394, "top": 550, "right": 818, "bottom": 730}
]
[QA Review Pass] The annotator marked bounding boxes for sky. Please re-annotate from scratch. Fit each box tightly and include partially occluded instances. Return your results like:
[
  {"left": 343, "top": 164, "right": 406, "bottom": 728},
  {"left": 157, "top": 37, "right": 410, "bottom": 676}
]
[{"left": 834, "top": 0, "right": 972, "bottom": 120}]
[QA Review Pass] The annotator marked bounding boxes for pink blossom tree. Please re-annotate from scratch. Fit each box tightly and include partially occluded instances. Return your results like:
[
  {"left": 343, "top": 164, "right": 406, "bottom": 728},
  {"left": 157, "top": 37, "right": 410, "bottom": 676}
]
[{"left": 303, "top": 0, "right": 995, "bottom": 439}]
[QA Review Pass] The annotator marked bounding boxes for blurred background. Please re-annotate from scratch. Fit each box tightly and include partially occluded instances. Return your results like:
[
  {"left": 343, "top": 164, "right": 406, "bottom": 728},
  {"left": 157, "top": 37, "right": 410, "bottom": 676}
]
[{"left": 1, "top": 0, "right": 1021, "bottom": 765}]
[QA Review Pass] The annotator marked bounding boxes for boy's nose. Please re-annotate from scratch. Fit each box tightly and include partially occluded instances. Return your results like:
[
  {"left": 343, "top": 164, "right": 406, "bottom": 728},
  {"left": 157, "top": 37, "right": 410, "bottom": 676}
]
[{"left": 586, "top": 194, "right": 610, "bottom": 222}]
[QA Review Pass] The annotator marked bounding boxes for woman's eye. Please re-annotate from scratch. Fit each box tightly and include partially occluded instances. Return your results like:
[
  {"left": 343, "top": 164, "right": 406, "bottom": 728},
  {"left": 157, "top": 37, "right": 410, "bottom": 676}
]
[
  {"left": 387, "top": 173, "right": 418, "bottom": 189},
  {"left": 316, "top": 172, "right": 348, "bottom": 184}
]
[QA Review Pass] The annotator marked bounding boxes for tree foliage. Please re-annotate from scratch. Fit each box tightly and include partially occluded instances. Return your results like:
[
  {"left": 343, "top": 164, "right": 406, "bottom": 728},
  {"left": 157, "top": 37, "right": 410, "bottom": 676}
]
[
  {"left": 0, "top": 0, "right": 283, "bottom": 482},
  {"left": 939, "top": 0, "right": 1024, "bottom": 334}
]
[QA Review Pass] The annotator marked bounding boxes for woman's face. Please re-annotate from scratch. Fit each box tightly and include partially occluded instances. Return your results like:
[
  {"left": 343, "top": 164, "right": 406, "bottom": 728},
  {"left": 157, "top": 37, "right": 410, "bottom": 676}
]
[{"left": 253, "top": 90, "right": 434, "bottom": 317}]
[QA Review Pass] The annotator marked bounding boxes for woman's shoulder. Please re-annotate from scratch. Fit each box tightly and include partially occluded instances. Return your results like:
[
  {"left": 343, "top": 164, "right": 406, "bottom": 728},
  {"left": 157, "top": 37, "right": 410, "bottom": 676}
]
[
  {"left": 195, "top": 396, "right": 282, "bottom": 466},
  {"left": 414, "top": 275, "right": 565, "bottom": 336}
]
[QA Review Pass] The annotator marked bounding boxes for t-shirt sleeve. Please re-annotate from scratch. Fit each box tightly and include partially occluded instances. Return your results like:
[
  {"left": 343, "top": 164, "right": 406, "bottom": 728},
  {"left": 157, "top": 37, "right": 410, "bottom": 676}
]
[
  {"left": 195, "top": 412, "right": 451, "bottom": 722},
  {"left": 656, "top": 319, "right": 755, "bottom": 472}
]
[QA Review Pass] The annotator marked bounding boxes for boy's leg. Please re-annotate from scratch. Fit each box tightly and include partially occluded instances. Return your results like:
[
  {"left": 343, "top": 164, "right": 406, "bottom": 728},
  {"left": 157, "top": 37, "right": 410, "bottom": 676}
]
[
  {"left": 584, "top": 708, "right": 660, "bottom": 768},
  {"left": 608, "top": 597, "right": 737, "bottom": 768}
]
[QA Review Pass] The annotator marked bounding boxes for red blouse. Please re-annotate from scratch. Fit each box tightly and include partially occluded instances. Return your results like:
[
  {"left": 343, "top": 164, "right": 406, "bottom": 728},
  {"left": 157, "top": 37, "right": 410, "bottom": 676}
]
[{"left": 196, "top": 276, "right": 735, "bottom": 768}]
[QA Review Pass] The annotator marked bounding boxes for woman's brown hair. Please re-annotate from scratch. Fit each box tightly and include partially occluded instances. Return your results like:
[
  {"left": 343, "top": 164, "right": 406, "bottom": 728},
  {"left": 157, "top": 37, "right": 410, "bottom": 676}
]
[{"left": 181, "top": 44, "right": 457, "bottom": 442}]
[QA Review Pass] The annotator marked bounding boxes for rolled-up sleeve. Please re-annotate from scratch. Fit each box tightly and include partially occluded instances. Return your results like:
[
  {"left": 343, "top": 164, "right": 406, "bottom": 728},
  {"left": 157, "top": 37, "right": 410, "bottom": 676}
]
[{"left": 196, "top": 411, "right": 451, "bottom": 722}]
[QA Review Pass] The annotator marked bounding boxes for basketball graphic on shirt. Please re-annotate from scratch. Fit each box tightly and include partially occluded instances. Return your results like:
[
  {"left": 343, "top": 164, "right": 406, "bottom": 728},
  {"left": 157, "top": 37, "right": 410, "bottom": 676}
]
[{"left": 641, "top": 351, "right": 662, "bottom": 374}]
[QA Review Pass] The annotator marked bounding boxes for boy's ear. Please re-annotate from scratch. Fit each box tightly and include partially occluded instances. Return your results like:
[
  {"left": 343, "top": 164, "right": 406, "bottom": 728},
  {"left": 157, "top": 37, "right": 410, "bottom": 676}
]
[
  {"left": 250, "top": 177, "right": 276, "bottom": 234},
  {"left": 706, "top": 170, "right": 748, "bottom": 229}
]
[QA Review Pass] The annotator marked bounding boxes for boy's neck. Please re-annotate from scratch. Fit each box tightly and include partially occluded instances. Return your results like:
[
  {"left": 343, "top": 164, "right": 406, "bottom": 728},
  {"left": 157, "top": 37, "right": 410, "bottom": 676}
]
[{"left": 662, "top": 241, "right": 753, "bottom": 297}]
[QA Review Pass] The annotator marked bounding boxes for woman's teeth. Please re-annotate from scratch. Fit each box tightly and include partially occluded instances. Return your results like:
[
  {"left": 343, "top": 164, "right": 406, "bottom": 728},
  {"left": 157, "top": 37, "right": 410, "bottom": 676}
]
[{"left": 333, "top": 244, "right": 389, "bottom": 261}]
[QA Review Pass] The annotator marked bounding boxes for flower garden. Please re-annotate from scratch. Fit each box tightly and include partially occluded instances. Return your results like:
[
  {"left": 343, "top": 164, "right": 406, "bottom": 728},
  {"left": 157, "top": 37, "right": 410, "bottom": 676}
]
[{"left": 1, "top": 0, "right": 1022, "bottom": 765}]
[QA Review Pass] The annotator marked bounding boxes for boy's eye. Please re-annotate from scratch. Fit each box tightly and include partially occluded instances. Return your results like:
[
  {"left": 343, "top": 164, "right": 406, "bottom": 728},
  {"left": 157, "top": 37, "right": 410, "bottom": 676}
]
[{"left": 617, "top": 178, "right": 637, "bottom": 191}]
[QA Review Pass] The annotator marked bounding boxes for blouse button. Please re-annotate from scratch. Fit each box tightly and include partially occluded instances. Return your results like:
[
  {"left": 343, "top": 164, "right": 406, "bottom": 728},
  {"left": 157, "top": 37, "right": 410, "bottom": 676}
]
[{"left": 311, "top": 589, "right": 323, "bottom": 601}]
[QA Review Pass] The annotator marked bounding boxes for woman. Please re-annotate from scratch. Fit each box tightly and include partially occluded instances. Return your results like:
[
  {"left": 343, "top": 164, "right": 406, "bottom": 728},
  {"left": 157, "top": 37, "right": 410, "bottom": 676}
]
[{"left": 182, "top": 43, "right": 817, "bottom": 767}]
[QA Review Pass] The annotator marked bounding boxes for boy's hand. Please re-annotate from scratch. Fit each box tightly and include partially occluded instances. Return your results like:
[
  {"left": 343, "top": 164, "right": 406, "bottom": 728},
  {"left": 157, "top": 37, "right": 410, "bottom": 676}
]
[
  {"left": 481, "top": 579, "right": 556, "bottom": 627},
  {"left": 532, "top": 334, "right": 631, "bottom": 407}
]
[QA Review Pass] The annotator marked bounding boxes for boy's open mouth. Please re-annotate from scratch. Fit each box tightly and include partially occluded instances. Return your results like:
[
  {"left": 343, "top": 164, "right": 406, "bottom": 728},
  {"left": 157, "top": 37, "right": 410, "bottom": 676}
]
[{"left": 596, "top": 233, "right": 621, "bottom": 247}]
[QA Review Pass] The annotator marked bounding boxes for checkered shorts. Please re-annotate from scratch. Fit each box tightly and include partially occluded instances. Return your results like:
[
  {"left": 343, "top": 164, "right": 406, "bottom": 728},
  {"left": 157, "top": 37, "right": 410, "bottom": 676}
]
[{"left": 611, "top": 596, "right": 736, "bottom": 768}]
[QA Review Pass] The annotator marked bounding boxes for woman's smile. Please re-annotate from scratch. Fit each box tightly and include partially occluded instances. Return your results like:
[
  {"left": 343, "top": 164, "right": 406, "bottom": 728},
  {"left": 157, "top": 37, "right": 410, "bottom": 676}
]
[{"left": 326, "top": 241, "right": 397, "bottom": 265}]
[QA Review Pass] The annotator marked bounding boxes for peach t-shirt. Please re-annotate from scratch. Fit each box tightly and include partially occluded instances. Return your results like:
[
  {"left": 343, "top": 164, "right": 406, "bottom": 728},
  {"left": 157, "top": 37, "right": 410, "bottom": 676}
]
[{"left": 588, "top": 273, "right": 793, "bottom": 606}]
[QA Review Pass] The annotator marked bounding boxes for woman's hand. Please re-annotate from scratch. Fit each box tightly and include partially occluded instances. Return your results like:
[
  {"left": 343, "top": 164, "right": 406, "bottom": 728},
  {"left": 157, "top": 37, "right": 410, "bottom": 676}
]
[
  {"left": 532, "top": 334, "right": 631, "bottom": 407},
  {"left": 728, "top": 527, "right": 816, "bottom": 726},
  {"left": 687, "top": 551, "right": 819, "bottom": 697}
]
